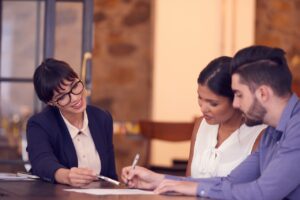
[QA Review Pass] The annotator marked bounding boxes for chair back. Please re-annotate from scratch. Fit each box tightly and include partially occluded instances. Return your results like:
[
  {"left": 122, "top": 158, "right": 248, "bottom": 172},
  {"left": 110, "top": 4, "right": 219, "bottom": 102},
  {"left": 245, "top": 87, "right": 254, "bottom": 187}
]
[
  {"left": 138, "top": 120, "right": 195, "bottom": 175},
  {"left": 113, "top": 134, "right": 149, "bottom": 176},
  {"left": 139, "top": 120, "right": 194, "bottom": 141}
]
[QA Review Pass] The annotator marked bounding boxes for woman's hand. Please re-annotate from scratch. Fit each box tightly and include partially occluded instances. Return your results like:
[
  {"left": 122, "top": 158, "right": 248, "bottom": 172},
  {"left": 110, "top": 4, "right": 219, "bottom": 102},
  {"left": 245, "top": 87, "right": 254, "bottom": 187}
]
[
  {"left": 121, "top": 166, "right": 164, "bottom": 190},
  {"left": 55, "top": 167, "right": 97, "bottom": 187},
  {"left": 154, "top": 179, "right": 198, "bottom": 196}
]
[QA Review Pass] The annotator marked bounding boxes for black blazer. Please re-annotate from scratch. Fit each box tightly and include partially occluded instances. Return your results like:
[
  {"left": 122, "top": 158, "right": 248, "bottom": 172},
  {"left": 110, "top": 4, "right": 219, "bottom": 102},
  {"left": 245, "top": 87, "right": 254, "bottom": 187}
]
[{"left": 26, "top": 105, "right": 117, "bottom": 183}]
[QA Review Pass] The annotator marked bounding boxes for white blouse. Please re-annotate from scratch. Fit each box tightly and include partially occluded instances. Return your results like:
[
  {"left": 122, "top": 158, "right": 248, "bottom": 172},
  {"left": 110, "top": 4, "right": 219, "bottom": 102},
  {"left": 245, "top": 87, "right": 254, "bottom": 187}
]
[
  {"left": 191, "top": 119, "right": 266, "bottom": 178},
  {"left": 61, "top": 111, "right": 101, "bottom": 174}
]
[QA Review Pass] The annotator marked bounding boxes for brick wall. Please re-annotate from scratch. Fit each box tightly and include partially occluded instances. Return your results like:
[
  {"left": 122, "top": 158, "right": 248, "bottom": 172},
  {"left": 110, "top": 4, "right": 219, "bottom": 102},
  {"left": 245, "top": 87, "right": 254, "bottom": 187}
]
[
  {"left": 255, "top": 0, "right": 300, "bottom": 94},
  {"left": 92, "top": 0, "right": 153, "bottom": 120}
]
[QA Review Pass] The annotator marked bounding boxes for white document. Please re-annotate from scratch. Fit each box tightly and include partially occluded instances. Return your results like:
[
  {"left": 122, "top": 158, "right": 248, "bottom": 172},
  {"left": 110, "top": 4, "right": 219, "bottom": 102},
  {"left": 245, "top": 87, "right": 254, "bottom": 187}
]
[
  {"left": 65, "top": 188, "right": 155, "bottom": 195},
  {"left": 0, "top": 173, "right": 36, "bottom": 181}
]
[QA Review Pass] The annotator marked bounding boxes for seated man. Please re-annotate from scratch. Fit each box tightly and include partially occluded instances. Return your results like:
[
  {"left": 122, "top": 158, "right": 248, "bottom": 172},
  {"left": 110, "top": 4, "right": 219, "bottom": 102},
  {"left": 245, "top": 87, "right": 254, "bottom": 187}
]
[{"left": 122, "top": 45, "right": 300, "bottom": 200}]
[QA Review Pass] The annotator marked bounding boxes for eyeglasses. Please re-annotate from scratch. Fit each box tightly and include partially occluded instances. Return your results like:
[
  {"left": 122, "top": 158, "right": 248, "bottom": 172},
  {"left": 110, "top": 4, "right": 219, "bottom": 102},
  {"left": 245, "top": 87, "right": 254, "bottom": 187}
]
[{"left": 54, "top": 80, "right": 84, "bottom": 107}]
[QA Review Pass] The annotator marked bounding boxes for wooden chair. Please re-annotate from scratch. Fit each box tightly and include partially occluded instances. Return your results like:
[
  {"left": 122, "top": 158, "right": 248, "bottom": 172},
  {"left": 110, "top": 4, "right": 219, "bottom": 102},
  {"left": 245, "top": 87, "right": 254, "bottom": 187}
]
[
  {"left": 113, "top": 134, "right": 149, "bottom": 177},
  {"left": 139, "top": 120, "right": 195, "bottom": 175}
]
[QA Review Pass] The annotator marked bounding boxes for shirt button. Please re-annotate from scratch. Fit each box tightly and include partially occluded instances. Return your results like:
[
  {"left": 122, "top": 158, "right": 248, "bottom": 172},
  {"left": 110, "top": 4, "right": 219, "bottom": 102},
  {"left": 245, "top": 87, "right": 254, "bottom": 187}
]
[{"left": 200, "top": 190, "right": 205, "bottom": 196}]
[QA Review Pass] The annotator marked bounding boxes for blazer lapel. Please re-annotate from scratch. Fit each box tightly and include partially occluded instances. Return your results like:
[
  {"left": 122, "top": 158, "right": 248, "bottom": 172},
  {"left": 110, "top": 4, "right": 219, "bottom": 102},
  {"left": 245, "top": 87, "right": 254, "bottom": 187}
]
[
  {"left": 53, "top": 108, "right": 78, "bottom": 168},
  {"left": 87, "top": 108, "right": 107, "bottom": 175}
]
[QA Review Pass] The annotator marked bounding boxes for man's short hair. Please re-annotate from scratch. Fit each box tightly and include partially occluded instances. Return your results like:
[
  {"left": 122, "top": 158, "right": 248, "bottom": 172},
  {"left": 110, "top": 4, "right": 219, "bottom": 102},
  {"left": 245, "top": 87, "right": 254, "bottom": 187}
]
[{"left": 231, "top": 45, "right": 292, "bottom": 96}]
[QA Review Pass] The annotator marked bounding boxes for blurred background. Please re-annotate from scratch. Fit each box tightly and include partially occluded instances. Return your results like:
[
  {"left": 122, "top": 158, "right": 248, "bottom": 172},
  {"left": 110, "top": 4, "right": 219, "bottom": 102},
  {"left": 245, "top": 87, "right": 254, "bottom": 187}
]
[{"left": 0, "top": 0, "right": 299, "bottom": 175}]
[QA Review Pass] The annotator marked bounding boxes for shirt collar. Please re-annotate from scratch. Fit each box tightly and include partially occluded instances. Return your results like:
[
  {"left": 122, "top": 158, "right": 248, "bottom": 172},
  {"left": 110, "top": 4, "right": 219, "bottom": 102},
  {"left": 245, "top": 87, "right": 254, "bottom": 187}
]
[
  {"left": 60, "top": 111, "right": 89, "bottom": 139},
  {"left": 276, "top": 93, "right": 299, "bottom": 133}
]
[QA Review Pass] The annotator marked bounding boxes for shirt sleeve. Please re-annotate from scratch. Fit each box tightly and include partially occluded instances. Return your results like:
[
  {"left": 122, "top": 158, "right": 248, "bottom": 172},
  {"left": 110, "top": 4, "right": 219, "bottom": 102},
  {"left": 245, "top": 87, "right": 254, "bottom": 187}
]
[
  {"left": 166, "top": 150, "right": 260, "bottom": 199},
  {"left": 167, "top": 118, "right": 300, "bottom": 200},
  {"left": 220, "top": 118, "right": 300, "bottom": 200},
  {"left": 231, "top": 118, "right": 300, "bottom": 200}
]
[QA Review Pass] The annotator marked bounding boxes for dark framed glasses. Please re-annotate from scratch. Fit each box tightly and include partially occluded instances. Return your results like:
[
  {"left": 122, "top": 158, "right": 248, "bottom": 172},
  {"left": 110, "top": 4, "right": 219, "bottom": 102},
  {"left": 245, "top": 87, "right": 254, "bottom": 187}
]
[{"left": 54, "top": 80, "right": 84, "bottom": 107}]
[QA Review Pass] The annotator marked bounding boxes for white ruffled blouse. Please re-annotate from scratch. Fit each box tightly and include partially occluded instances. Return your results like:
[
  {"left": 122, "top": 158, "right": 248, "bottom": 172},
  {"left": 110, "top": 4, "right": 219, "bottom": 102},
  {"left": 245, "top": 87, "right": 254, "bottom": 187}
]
[{"left": 191, "top": 119, "right": 266, "bottom": 178}]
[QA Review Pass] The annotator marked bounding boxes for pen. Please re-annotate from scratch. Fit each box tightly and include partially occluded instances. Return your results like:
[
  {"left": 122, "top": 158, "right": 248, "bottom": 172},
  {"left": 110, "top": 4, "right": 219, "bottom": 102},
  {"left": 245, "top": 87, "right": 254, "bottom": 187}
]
[
  {"left": 125, "top": 154, "right": 140, "bottom": 186},
  {"left": 16, "top": 172, "right": 39, "bottom": 179},
  {"left": 131, "top": 153, "right": 140, "bottom": 170},
  {"left": 98, "top": 175, "right": 120, "bottom": 186}
]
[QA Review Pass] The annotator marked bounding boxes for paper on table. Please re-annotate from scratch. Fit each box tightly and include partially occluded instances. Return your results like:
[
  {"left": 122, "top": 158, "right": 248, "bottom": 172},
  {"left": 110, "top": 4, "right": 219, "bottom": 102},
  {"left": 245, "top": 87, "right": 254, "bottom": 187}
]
[
  {"left": 0, "top": 173, "right": 36, "bottom": 181},
  {"left": 65, "top": 188, "right": 155, "bottom": 195}
]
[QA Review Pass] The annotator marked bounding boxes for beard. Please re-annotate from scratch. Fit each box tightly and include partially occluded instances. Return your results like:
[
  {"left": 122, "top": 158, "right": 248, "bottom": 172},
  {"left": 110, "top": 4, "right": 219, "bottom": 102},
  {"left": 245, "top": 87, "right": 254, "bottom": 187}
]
[{"left": 243, "top": 97, "right": 266, "bottom": 126}]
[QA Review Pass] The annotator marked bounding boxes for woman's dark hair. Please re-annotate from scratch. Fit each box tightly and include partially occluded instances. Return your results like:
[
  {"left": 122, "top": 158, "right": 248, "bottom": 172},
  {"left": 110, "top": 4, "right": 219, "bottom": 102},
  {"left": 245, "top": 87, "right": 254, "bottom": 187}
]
[
  {"left": 197, "top": 56, "right": 234, "bottom": 101},
  {"left": 33, "top": 58, "right": 78, "bottom": 103}
]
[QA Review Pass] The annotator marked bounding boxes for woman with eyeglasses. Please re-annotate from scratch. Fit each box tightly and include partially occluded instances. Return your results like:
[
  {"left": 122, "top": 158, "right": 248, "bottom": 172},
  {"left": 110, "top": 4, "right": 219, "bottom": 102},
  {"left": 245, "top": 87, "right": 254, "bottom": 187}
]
[{"left": 26, "top": 58, "right": 117, "bottom": 187}]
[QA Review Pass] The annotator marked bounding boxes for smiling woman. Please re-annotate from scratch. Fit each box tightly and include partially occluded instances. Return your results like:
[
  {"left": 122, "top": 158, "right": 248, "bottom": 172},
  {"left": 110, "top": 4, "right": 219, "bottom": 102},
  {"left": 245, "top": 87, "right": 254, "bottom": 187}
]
[
  {"left": 26, "top": 58, "right": 117, "bottom": 187},
  {"left": 52, "top": 80, "right": 84, "bottom": 107}
]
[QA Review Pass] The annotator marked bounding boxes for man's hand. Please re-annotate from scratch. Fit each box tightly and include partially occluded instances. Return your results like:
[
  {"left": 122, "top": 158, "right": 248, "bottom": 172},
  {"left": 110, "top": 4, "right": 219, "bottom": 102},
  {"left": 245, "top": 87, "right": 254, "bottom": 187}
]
[{"left": 154, "top": 179, "right": 198, "bottom": 196}]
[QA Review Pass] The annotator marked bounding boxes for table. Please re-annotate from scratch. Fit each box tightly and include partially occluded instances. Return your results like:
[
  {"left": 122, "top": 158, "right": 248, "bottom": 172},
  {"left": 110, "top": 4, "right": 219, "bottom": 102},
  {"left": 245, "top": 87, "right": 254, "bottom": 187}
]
[{"left": 0, "top": 180, "right": 208, "bottom": 200}]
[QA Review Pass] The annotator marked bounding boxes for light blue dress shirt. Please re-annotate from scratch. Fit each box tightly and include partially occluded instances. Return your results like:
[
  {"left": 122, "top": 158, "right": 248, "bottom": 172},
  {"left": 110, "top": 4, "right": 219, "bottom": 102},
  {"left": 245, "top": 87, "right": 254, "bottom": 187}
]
[{"left": 167, "top": 93, "right": 300, "bottom": 200}]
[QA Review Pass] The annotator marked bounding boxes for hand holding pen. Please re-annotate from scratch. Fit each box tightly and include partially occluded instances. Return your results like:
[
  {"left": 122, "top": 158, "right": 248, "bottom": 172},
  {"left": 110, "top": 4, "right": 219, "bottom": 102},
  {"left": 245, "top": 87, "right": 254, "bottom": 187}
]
[
  {"left": 121, "top": 163, "right": 165, "bottom": 190},
  {"left": 59, "top": 167, "right": 98, "bottom": 187},
  {"left": 123, "top": 153, "right": 140, "bottom": 186},
  {"left": 97, "top": 154, "right": 139, "bottom": 186}
]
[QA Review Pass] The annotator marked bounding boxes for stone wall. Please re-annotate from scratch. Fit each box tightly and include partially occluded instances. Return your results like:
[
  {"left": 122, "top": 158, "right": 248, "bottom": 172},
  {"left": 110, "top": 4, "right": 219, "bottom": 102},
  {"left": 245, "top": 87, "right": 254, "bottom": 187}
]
[
  {"left": 92, "top": 0, "right": 153, "bottom": 120},
  {"left": 255, "top": 0, "right": 300, "bottom": 94}
]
